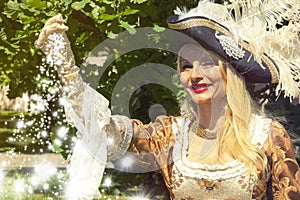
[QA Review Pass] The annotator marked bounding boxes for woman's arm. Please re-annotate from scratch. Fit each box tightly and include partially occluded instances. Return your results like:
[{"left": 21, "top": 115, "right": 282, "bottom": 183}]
[
  {"left": 108, "top": 115, "right": 175, "bottom": 169},
  {"left": 266, "top": 121, "right": 300, "bottom": 199},
  {"left": 36, "top": 14, "right": 86, "bottom": 123},
  {"left": 36, "top": 14, "right": 113, "bottom": 199},
  {"left": 109, "top": 115, "right": 176, "bottom": 192},
  {"left": 36, "top": 14, "right": 177, "bottom": 197}
]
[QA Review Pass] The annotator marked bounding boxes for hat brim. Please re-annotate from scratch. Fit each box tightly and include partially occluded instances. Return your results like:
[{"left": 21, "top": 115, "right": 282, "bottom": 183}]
[{"left": 167, "top": 15, "right": 279, "bottom": 84}]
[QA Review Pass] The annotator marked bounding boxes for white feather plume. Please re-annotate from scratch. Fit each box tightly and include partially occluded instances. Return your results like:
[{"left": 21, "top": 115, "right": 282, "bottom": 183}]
[{"left": 174, "top": 0, "right": 300, "bottom": 102}]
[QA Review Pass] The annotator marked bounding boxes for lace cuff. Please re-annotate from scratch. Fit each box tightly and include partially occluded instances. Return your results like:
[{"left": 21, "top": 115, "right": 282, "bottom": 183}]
[
  {"left": 65, "top": 139, "right": 104, "bottom": 200},
  {"left": 63, "top": 84, "right": 111, "bottom": 199},
  {"left": 107, "top": 115, "right": 133, "bottom": 161}
]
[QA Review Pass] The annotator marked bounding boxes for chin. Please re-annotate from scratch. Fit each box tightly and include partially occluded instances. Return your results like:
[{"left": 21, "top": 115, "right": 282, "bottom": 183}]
[{"left": 191, "top": 95, "right": 212, "bottom": 104}]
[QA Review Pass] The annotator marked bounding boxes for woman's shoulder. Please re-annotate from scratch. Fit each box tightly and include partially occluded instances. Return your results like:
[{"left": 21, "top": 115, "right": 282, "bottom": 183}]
[
  {"left": 252, "top": 115, "right": 293, "bottom": 152},
  {"left": 267, "top": 120, "right": 294, "bottom": 151},
  {"left": 148, "top": 115, "right": 185, "bottom": 126},
  {"left": 250, "top": 114, "right": 273, "bottom": 148},
  {"left": 130, "top": 115, "right": 183, "bottom": 134}
]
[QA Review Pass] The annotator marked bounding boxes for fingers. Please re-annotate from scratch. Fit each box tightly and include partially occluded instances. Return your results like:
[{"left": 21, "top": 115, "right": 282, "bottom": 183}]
[
  {"left": 44, "top": 23, "right": 69, "bottom": 34},
  {"left": 36, "top": 14, "right": 69, "bottom": 50},
  {"left": 44, "top": 14, "right": 63, "bottom": 27},
  {"left": 36, "top": 23, "right": 68, "bottom": 49},
  {"left": 43, "top": 14, "right": 68, "bottom": 34}
]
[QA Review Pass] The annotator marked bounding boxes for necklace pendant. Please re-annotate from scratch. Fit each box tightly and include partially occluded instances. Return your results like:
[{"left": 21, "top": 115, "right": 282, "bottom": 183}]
[{"left": 204, "top": 179, "right": 215, "bottom": 190}]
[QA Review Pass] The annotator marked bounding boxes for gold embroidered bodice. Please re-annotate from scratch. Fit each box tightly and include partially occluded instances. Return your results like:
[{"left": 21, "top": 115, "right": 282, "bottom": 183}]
[
  {"left": 171, "top": 118, "right": 255, "bottom": 199},
  {"left": 128, "top": 116, "right": 300, "bottom": 199}
]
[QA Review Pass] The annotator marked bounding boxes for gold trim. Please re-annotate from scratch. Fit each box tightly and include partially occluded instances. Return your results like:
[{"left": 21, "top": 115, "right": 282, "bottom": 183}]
[
  {"left": 168, "top": 18, "right": 279, "bottom": 83},
  {"left": 168, "top": 18, "right": 232, "bottom": 37},
  {"left": 191, "top": 121, "right": 217, "bottom": 140},
  {"left": 262, "top": 56, "right": 279, "bottom": 83},
  {"left": 239, "top": 41, "right": 279, "bottom": 83}
]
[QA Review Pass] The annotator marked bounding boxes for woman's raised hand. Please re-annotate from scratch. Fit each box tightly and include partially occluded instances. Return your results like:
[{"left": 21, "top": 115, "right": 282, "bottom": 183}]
[{"left": 36, "top": 14, "right": 75, "bottom": 68}]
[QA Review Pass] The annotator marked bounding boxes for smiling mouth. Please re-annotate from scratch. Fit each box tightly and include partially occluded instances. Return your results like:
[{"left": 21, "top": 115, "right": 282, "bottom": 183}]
[{"left": 192, "top": 83, "right": 209, "bottom": 93}]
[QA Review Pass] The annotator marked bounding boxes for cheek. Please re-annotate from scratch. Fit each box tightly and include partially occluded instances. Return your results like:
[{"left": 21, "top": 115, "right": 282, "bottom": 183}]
[
  {"left": 201, "top": 68, "right": 223, "bottom": 82},
  {"left": 179, "top": 73, "right": 189, "bottom": 85}
]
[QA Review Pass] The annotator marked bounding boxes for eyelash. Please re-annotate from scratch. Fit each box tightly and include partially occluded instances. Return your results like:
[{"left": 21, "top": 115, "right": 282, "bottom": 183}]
[{"left": 182, "top": 64, "right": 193, "bottom": 70}]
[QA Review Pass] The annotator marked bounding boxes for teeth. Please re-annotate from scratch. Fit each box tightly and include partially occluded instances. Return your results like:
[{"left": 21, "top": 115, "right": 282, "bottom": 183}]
[{"left": 193, "top": 85, "right": 205, "bottom": 89}]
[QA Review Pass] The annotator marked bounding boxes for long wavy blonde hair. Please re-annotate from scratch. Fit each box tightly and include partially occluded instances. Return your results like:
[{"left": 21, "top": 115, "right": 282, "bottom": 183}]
[
  {"left": 219, "top": 63, "right": 268, "bottom": 179},
  {"left": 178, "top": 57, "right": 268, "bottom": 179}
]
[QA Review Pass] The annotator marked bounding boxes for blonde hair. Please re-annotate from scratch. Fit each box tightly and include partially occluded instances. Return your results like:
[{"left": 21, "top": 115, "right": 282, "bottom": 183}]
[
  {"left": 178, "top": 58, "right": 268, "bottom": 179},
  {"left": 218, "top": 63, "right": 268, "bottom": 180}
]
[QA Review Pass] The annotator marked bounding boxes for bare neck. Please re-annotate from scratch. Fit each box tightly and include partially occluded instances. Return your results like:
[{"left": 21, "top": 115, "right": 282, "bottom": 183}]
[{"left": 196, "top": 98, "right": 227, "bottom": 130}]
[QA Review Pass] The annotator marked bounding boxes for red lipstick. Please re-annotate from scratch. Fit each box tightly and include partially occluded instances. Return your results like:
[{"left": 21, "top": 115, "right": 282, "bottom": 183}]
[{"left": 192, "top": 83, "right": 208, "bottom": 93}]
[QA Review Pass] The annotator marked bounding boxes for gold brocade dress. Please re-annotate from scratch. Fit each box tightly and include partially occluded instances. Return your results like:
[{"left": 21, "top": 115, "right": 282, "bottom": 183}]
[
  {"left": 122, "top": 115, "right": 300, "bottom": 200},
  {"left": 62, "top": 79, "right": 300, "bottom": 199}
]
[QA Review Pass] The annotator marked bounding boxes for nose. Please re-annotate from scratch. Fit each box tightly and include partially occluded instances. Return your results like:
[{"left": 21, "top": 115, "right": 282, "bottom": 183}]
[{"left": 191, "top": 63, "right": 203, "bottom": 80}]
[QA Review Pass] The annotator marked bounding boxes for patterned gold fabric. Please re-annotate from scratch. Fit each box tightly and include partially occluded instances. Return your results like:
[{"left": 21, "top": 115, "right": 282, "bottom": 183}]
[
  {"left": 262, "top": 121, "right": 300, "bottom": 199},
  {"left": 127, "top": 116, "right": 300, "bottom": 199}
]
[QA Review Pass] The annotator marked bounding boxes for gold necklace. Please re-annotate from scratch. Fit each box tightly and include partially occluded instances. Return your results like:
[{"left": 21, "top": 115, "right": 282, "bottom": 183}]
[{"left": 191, "top": 121, "right": 217, "bottom": 140}]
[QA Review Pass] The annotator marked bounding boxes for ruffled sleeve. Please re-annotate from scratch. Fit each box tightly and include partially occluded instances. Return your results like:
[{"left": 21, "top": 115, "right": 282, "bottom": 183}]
[
  {"left": 63, "top": 79, "right": 112, "bottom": 200},
  {"left": 37, "top": 28, "right": 119, "bottom": 199},
  {"left": 110, "top": 115, "right": 176, "bottom": 191},
  {"left": 264, "top": 121, "right": 300, "bottom": 199},
  {"left": 63, "top": 77, "right": 177, "bottom": 197},
  {"left": 131, "top": 116, "right": 175, "bottom": 170}
]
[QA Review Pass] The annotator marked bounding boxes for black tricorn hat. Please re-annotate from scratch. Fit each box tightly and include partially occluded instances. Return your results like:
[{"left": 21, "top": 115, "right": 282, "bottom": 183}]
[
  {"left": 167, "top": 15, "right": 279, "bottom": 84},
  {"left": 167, "top": 0, "right": 300, "bottom": 102}
]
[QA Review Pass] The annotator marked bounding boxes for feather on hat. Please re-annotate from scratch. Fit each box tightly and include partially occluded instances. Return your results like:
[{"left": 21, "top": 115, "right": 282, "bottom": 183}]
[{"left": 167, "top": 0, "right": 300, "bottom": 103}]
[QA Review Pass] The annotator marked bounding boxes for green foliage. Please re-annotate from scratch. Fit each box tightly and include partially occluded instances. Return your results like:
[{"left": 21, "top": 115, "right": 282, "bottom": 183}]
[
  {"left": 0, "top": 110, "right": 51, "bottom": 153},
  {"left": 99, "top": 169, "right": 169, "bottom": 199},
  {"left": 0, "top": 0, "right": 198, "bottom": 96}
]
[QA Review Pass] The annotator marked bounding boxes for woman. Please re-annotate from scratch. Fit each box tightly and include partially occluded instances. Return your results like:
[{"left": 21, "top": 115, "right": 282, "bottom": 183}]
[{"left": 36, "top": 0, "right": 300, "bottom": 199}]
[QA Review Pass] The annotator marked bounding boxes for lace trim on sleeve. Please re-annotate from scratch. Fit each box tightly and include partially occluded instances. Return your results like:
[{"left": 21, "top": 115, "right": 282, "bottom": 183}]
[
  {"left": 107, "top": 115, "right": 133, "bottom": 161},
  {"left": 63, "top": 76, "right": 85, "bottom": 128},
  {"left": 62, "top": 73, "right": 84, "bottom": 97},
  {"left": 63, "top": 84, "right": 111, "bottom": 199},
  {"left": 250, "top": 115, "right": 272, "bottom": 148},
  {"left": 65, "top": 139, "right": 104, "bottom": 200}
]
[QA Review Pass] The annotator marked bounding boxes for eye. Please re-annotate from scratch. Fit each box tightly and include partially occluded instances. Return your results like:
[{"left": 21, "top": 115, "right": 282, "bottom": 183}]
[
  {"left": 182, "top": 63, "right": 193, "bottom": 70},
  {"left": 201, "top": 56, "right": 215, "bottom": 66},
  {"left": 200, "top": 60, "right": 215, "bottom": 67}
]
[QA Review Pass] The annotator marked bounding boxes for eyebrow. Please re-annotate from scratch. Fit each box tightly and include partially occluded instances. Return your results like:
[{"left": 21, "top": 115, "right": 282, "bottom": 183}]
[{"left": 180, "top": 57, "right": 190, "bottom": 64}]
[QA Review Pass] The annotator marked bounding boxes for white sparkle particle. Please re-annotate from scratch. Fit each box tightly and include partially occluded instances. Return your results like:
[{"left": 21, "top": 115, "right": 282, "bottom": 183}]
[
  {"left": 43, "top": 183, "right": 50, "bottom": 190},
  {"left": 57, "top": 126, "right": 68, "bottom": 138},
  {"left": 16, "top": 121, "right": 25, "bottom": 129},
  {"left": 54, "top": 139, "right": 62, "bottom": 146},
  {"left": 52, "top": 111, "right": 58, "bottom": 117},
  {"left": 103, "top": 177, "right": 112, "bottom": 187},
  {"left": 34, "top": 164, "right": 57, "bottom": 183},
  {"left": 121, "top": 156, "right": 134, "bottom": 169},
  {"left": 14, "top": 179, "right": 25, "bottom": 194},
  {"left": 59, "top": 97, "right": 67, "bottom": 106},
  {"left": 40, "top": 130, "right": 48, "bottom": 138},
  {"left": 31, "top": 175, "right": 39, "bottom": 187}
]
